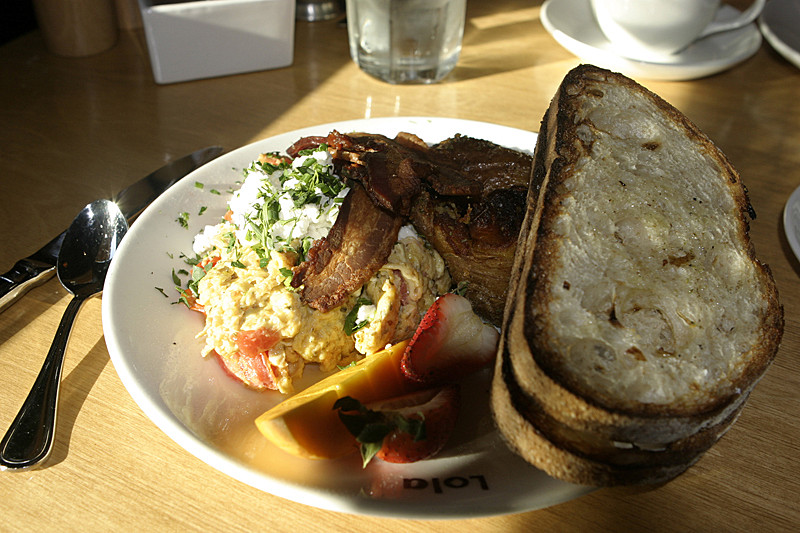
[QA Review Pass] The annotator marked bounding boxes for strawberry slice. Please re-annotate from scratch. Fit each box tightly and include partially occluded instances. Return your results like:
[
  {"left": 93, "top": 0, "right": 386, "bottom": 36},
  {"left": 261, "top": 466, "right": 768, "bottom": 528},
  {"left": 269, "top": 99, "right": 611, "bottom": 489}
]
[
  {"left": 333, "top": 385, "right": 460, "bottom": 466},
  {"left": 400, "top": 293, "right": 499, "bottom": 386}
]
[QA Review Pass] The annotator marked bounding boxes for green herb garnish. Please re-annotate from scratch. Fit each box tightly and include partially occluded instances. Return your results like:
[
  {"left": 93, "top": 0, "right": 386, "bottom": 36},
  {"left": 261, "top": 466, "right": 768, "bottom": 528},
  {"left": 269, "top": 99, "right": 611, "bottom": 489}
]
[
  {"left": 344, "top": 297, "right": 373, "bottom": 335},
  {"left": 333, "top": 396, "right": 426, "bottom": 468},
  {"left": 177, "top": 212, "right": 190, "bottom": 228}
]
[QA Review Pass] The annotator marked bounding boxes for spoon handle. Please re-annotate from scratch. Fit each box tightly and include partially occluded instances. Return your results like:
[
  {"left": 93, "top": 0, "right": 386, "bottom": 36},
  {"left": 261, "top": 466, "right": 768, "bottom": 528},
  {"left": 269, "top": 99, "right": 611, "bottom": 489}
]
[{"left": 0, "top": 294, "right": 87, "bottom": 470}]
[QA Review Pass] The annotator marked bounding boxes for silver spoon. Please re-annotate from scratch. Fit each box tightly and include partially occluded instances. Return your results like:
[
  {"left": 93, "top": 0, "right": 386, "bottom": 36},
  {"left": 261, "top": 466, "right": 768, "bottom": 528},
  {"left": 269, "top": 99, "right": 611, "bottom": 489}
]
[{"left": 0, "top": 199, "right": 128, "bottom": 471}]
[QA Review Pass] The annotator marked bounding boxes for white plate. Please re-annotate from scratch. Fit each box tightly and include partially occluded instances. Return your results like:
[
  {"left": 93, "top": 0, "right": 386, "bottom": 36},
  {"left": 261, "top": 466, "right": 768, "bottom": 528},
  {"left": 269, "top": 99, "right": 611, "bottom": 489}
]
[
  {"left": 783, "top": 184, "right": 800, "bottom": 263},
  {"left": 540, "top": 0, "right": 762, "bottom": 81},
  {"left": 759, "top": 0, "right": 800, "bottom": 70},
  {"left": 101, "top": 117, "right": 592, "bottom": 519}
]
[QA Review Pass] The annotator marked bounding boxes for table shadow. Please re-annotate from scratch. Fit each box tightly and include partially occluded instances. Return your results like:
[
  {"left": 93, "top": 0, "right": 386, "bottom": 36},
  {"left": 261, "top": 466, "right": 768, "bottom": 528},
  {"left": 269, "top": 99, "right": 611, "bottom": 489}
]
[{"left": 45, "top": 337, "right": 110, "bottom": 468}]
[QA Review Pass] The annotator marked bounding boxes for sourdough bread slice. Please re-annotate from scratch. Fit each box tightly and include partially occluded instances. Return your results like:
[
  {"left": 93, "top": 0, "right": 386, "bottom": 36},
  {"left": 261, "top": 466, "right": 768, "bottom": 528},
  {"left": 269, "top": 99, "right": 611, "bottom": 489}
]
[
  {"left": 490, "top": 64, "right": 783, "bottom": 486},
  {"left": 504, "top": 297, "right": 752, "bottom": 445},
  {"left": 498, "top": 307, "right": 747, "bottom": 465},
  {"left": 491, "top": 352, "right": 740, "bottom": 486}
]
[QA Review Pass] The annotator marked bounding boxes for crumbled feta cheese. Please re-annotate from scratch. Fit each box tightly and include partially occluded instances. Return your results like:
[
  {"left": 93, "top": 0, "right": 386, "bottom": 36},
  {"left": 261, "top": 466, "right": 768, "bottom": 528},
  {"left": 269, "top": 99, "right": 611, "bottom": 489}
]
[
  {"left": 356, "top": 303, "right": 376, "bottom": 323},
  {"left": 193, "top": 224, "right": 223, "bottom": 255},
  {"left": 229, "top": 169, "right": 270, "bottom": 247},
  {"left": 197, "top": 146, "right": 347, "bottom": 257}
]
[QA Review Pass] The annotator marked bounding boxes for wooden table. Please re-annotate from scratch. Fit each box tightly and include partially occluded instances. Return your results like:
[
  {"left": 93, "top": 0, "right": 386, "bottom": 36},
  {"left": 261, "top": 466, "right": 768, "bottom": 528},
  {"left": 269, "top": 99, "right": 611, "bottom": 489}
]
[{"left": 1, "top": 1, "right": 798, "bottom": 530}]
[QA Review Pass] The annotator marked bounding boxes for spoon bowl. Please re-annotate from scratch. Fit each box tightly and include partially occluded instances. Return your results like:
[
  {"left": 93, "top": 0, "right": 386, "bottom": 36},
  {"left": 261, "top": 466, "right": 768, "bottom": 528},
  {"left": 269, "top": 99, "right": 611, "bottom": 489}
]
[{"left": 0, "top": 199, "right": 128, "bottom": 470}]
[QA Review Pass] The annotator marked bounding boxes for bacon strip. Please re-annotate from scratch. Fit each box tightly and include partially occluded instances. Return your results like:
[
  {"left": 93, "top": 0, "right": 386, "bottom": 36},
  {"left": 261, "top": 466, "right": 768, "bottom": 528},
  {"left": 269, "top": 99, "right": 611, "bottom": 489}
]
[
  {"left": 286, "top": 135, "right": 327, "bottom": 158},
  {"left": 291, "top": 183, "right": 404, "bottom": 311},
  {"left": 330, "top": 132, "right": 482, "bottom": 214}
]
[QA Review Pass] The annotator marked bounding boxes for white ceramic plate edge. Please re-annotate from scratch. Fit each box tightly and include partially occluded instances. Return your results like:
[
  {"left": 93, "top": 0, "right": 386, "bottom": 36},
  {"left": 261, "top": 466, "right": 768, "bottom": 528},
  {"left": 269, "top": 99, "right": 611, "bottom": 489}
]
[
  {"left": 782, "top": 184, "right": 800, "bottom": 264},
  {"left": 758, "top": 0, "right": 800, "bottom": 70}
]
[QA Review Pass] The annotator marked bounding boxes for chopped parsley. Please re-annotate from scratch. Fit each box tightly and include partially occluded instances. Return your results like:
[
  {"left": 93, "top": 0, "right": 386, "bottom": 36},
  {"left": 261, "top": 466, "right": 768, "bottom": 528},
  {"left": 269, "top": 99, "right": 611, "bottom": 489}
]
[
  {"left": 453, "top": 281, "right": 469, "bottom": 296},
  {"left": 172, "top": 256, "right": 214, "bottom": 308},
  {"left": 344, "top": 297, "right": 373, "bottom": 335},
  {"left": 177, "top": 211, "right": 190, "bottom": 228},
  {"left": 298, "top": 236, "right": 313, "bottom": 263},
  {"left": 279, "top": 267, "right": 297, "bottom": 290}
]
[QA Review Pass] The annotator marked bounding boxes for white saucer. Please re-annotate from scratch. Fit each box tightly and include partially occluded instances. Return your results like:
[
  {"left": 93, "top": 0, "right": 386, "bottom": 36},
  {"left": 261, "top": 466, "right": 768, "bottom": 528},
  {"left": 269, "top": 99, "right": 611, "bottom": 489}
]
[
  {"left": 540, "top": 0, "right": 762, "bottom": 81},
  {"left": 759, "top": 0, "right": 800, "bottom": 70},
  {"left": 783, "top": 184, "right": 800, "bottom": 264}
]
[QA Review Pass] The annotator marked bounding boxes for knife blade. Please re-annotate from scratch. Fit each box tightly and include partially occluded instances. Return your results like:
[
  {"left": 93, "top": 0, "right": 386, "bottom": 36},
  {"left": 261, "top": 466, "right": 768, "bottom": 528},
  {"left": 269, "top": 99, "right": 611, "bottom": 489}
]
[{"left": 0, "top": 146, "right": 224, "bottom": 313}]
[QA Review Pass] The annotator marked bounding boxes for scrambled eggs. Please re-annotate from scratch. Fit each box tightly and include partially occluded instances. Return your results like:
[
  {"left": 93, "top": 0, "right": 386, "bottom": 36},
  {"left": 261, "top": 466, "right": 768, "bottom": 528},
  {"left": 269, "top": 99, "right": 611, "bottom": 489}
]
[{"left": 188, "top": 145, "right": 451, "bottom": 394}]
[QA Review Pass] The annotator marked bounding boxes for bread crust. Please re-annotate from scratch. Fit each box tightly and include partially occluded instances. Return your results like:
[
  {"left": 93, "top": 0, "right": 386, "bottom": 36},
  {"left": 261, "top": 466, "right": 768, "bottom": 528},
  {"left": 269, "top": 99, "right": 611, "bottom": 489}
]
[
  {"left": 506, "top": 300, "right": 753, "bottom": 443},
  {"left": 502, "top": 299, "right": 747, "bottom": 443},
  {"left": 491, "top": 358, "right": 711, "bottom": 486},
  {"left": 490, "top": 64, "right": 783, "bottom": 486}
]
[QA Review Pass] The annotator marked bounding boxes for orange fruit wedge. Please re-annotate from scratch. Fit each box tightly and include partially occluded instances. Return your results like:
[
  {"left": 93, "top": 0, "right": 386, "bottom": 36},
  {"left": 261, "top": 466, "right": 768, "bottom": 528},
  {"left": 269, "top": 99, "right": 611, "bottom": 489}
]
[{"left": 255, "top": 340, "right": 418, "bottom": 459}]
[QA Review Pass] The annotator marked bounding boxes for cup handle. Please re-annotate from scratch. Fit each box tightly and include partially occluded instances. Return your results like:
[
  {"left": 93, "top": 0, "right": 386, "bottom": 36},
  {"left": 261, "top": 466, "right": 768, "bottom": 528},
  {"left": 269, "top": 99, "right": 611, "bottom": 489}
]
[{"left": 699, "top": 0, "right": 765, "bottom": 38}]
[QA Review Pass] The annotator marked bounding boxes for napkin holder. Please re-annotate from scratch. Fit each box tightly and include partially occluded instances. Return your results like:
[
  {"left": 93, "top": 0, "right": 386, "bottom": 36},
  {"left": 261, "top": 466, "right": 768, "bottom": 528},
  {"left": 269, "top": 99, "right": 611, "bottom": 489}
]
[{"left": 138, "top": 0, "right": 296, "bottom": 84}]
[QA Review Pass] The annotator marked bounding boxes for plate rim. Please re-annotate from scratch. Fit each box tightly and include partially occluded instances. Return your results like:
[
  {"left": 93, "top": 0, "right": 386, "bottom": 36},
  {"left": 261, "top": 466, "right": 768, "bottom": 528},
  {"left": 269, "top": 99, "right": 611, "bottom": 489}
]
[
  {"left": 782, "top": 184, "right": 800, "bottom": 264},
  {"left": 758, "top": 0, "right": 800, "bottom": 70}
]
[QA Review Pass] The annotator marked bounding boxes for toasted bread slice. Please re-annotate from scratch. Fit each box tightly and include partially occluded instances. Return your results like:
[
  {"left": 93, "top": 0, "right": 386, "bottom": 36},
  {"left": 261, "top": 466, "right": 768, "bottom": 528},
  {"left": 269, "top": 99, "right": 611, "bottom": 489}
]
[
  {"left": 492, "top": 347, "right": 744, "bottom": 486},
  {"left": 503, "top": 298, "right": 753, "bottom": 445},
  {"left": 497, "top": 306, "right": 748, "bottom": 459},
  {"left": 491, "top": 65, "right": 783, "bottom": 486}
]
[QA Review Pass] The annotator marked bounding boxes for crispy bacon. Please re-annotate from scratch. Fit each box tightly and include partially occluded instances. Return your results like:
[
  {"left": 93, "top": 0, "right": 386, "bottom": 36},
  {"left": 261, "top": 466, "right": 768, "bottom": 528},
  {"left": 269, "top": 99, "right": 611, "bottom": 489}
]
[
  {"left": 286, "top": 135, "right": 328, "bottom": 158},
  {"left": 286, "top": 131, "right": 532, "bottom": 324},
  {"left": 329, "top": 132, "right": 423, "bottom": 216},
  {"left": 409, "top": 136, "right": 533, "bottom": 325},
  {"left": 329, "top": 131, "right": 482, "bottom": 214},
  {"left": 291, "top": 183, "right": 404, "bottom": 311}
]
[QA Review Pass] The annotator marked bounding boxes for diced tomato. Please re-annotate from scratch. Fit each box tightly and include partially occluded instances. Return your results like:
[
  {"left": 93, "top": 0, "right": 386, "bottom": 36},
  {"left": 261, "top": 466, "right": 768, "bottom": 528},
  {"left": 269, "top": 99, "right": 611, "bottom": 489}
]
[
  {"left": 224, "top": 209, "right": 233, "bottom": 222},
  {"left": 181, "top": 289, "right": 204, "bottom": 313},
  {"left": 259, "top": 153, "right": 293, "bottom": 166},
  {"left": 215, "top": 351, "right": 280, "bottom": 390},
  {"left": 198, "top": 255, "right": 220, "bottom": 270},
  {"left": 216, "top": 350, "right": 280, "bottom": 391},
  {"left": 213, "top": 328, "right": 283, "bottom": 390},
  {"left": 236, "top": 327, "right": 281, "bottom": 358},
  {"left": 212, "top": 350, "right": 239, "bottom": 380}
]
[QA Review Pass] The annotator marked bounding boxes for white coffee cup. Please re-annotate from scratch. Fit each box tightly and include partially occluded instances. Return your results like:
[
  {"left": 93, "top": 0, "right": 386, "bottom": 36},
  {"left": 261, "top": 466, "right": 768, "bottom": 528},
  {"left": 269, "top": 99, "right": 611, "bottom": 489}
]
[{"left": 591, "top": 0, "right": 765, "bottom": 62}]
